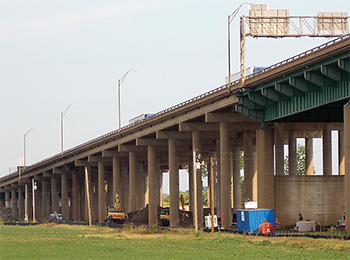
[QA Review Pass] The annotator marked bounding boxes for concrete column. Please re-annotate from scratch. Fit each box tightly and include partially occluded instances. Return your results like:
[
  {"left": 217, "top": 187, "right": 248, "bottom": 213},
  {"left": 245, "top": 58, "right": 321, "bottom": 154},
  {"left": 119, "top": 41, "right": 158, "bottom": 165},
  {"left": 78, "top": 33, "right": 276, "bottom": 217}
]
[
  {"left": 137, "top": 162, "right": 145, "bottom": 209},
  {"left": 232, "top": 145, "right": 241, "bottom": 211},
  {"left": 61, "top": 173, "right": 69, "bottom": 220},
  {"left": 90, "top": 168, "right": 98, "bottom": 222},
  {"left": 18, "top": 186, "right": 24, "bottom": 220},
  {"left": 41, "top": 179, "right": 49, "bottom": 219},
  {"left": 214, "top": 139, "right": 221, "bottom": 216},
  {"left": 339, "top": 129, "right": 345, "bottom": 175},
  {"left": 148, "top": 145, "right": 157, "bottom": 226},
  {"left": 192, "top": 131, "right": 203, "bottom": 227},
  {"left": 113, "top": 156, "right": 121, "bottom": 206},
  {"left": 306, "top": 137, "right": 314, "bottom": 176},
  {"left": 51, "top": 176, "right": 59, "bottom": 213},
  {"left": 72, "top": 172, "right": 80, "bottom": 220},
  {"left": 5, "top": 188, "right": 10, "bottom": 208},
  {"left": 243, "top": 131, "right": 255, "bottom": 200},
  {"left": 344, "top": 102, "right": 350, "bottom": 232},
  {"left": 220, "top": 122, "right": 231, "bottom": 229},
  {"left": 256, "top": 127, "right": 274, "bottom": 209},
  {"left": 288, "top": 131, "right": 297, "bottom": 176},
  {"left": 129, "top": 151, "right": 137, "bottom": 212},
  {"left": 11, "top": 187, "right": 17, "bottom": 219},
  {"left": 323, "top": 124, "right": 332, "bottom": 176},
  {"left": 98, "top": 161, "right": 106, "bottom": 223},
  {"left": 121, "top": 166, "right": 129, "bottom": 212},
  {"left": 156, "top": 158, "right": 161, "bottom": 207},
  {"left": 274, "top": 123, "right": 284, "bottom": 176},
  {"left": 169, "top": 138, "right": 179, "bottom": 228}
]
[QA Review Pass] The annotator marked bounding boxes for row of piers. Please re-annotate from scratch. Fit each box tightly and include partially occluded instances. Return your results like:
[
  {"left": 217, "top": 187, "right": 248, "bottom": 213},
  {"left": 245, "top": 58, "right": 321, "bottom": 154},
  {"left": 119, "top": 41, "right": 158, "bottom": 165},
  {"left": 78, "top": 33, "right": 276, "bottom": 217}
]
[{"left": 0, "top": 103, "right": 349, "bottom": 232}]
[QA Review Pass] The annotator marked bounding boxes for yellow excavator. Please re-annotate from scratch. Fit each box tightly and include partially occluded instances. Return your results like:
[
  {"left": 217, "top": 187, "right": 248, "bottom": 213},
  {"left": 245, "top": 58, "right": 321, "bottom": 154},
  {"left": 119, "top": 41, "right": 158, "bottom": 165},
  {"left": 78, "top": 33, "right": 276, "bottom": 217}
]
[
  {"left": 160, "top": 195, "right": 185, "bottom": 226},
  {"left": 106, "top": 192, "right": 127, "bottom": 223}
]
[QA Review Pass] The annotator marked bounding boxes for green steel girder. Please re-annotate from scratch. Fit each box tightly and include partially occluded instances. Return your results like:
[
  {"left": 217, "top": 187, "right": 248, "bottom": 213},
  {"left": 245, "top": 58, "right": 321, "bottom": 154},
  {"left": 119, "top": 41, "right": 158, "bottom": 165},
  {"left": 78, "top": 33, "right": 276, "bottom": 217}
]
[
  {"left": 304, "top": 71, "right": 336, "bottom": 87},
  {"left": 290, "top": 76, "right": 321, "bottom": 92},
  {"left": 338, "top": 58, "right": 350, "bottom": 72},
  {"left": 275, "top": 82, "right": 305, "bottom": 97},
  {"left": 248, "top": 91, "right": 276, "bottom": 107},
  {"left": 235, "top": 104, "right": 264, "bottom": 122},
  {"left": 261, "top": 87, "right": 291, "bottom": 102},
  {"left": 235, "top": 48, "right": 350, "bottom": 122}
]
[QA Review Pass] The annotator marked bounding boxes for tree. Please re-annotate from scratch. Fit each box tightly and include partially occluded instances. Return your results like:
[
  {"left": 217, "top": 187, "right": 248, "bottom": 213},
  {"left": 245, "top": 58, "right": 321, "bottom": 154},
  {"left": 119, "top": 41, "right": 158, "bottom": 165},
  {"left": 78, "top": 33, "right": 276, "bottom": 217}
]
[{"left": 284, "top": 144, "right": 315, "bottom": 175}]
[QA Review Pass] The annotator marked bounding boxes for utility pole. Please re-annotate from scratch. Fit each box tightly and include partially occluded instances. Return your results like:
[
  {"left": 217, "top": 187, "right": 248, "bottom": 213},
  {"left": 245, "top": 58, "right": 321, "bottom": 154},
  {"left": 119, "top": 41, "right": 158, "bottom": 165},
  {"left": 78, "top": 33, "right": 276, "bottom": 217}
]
[
  {"left": 193, "top": 149, "right": 198, "bottom": 233},
  {"left": 32, "top": 179, "right": 36, "bottom": 223},
  {"left": 210, "top": 157, "right": 215, "bottom": 233},
  {"left": 24, "top": 184, "right": 28, "bottom": 223}
]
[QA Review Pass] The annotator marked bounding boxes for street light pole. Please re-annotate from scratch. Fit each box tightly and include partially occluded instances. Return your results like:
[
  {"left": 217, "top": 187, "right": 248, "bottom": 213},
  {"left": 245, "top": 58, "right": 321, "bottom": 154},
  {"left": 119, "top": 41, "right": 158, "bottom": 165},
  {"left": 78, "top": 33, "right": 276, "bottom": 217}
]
[
  {"left": 118, "top": 69, "right": 137, "bottom": 132},
  {"left": 61, "top": 104, "right": 76, "bottom": 155},
  {"left": 228, "top": 2, "right": 252, "bottom": 89},
  {"left": 24, "top": 128, "right": 34, "bottom": 167}
]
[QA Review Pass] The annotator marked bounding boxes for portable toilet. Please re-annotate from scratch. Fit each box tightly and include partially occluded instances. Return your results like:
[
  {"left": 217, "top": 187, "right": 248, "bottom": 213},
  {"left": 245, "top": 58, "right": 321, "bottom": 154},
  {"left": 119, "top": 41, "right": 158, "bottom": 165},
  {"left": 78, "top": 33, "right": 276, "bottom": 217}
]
[{"left": 237, "top": 209, "right": 275, "bottom": 234}]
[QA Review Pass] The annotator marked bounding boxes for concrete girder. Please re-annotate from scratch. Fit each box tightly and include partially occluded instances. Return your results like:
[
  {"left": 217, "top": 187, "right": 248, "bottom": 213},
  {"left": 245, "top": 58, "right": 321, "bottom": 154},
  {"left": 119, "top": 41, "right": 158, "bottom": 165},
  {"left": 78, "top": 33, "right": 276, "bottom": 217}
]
[
  {"left": 75, "top": 160, "right": 97, "bottom": 167},
  {"left": 275, "top": 82, "right": 305, "bottom": 97},
  {"left": 136, "top": 138, "right": 168, "bottom": 146},
  {"left": 303, "top": 71, "right": 336, "bottom": 87},
  {"left": 43, "top": 171, "right": 52, "bottom": 178},
  {"left": 118, "top": 144, "right": 147, "bottom": 152},
  {"left": 283, "top": 122, "right": 343, "bottom": 131},
  {"left": 180, "top": 122, "right": 261, "bottom": 132},
  {"left": 205, "top": 112, "right": 254, "bottom": 123},
  {"left": 290, "top": 76, "right": 320, "bottom": 92},
  {"left": 157, "top": 131, "right": 192, "bottom": 139},
  {"left": 18, "top": 177, "right": 31, "bottom": 185},
  {"left": 88, "top": 155, "right": 112, "bottom": 164}
]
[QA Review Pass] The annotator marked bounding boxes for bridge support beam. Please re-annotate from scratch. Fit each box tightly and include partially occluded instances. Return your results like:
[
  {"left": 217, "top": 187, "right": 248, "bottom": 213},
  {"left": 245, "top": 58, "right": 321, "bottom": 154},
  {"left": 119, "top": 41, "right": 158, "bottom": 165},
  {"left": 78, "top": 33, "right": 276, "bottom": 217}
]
[
  {"left": 129, "top": 152, "right": 137, "bottom": 212},
  {"left": 148, "top": 146, "right": 157, "bottom": 226},
  {"left": 288, "top": 131, "right": 297, "bottom": 176},
  {"left": 98, "top": 162, "right": 105, "bottom": 223},
  {"left": 339, "top": 129, "right": 345, "bottom": 175},
  {"left": 18, "top": 185, "right": 24, "bottom": 221},
  {"left": 112, "top": 157, "right": 121, "bottom": 207},
  {"left": 5, "top": 187, "right": 10, "bottom": 208},
  {"left": 72, "top": 171, "right": 80, "bottom": 220},
  {"left": 323, "top": 125, "right": 332, "bottom": 176},
  {"left": 169, "top": 138, "right": 179, "bottom": 228},
  {"left": 306, "top": 137, "right": 314, "bottom": 175},
  {"left": 256, "top": 127, "right": 274, "bottom": 209},
  {"left": 344, "top": 101, "right": 350, "bottom": 233},
  {"left": 232, "top": 144, "right": 241, "bottom": 212},
  {"left": 61, "top": 173, "right": 69, "bottom": 220},
  {"left": 274, "top": 123, "right": 284, "bottom": 176},
  {"left": 243, "top": 131, "right": 255, "bottom": 201},
  {"left": 51, "top": 175, "right": 59, "bottom": 213},
  {"left": 11, "top": 186, "right": 18, "bottom": 219},
  {"left": 41, "top": 178, "right": 50, "bottom": 220},
  {"left": 220, "top": 122, "right": 231, "bottom": 229}
]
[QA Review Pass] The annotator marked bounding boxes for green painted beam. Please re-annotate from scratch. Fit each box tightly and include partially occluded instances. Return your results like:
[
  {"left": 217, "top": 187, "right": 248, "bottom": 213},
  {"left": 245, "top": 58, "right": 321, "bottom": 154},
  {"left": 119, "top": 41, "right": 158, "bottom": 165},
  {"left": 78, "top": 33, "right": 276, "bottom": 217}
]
[
  {"left": 261, "top": 87, "right": 291, "bottom": 102},
  {"left": 275, "top": 82, "right": 305, "bottom": 97},
  {"left": 304, "top": 71, "right": 336, "bottom": 87}
]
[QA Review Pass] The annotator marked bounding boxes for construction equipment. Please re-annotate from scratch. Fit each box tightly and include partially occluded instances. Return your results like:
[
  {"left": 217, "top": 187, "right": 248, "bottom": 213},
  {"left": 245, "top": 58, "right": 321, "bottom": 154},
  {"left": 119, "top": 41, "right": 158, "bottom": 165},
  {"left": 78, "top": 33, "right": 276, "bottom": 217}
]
[
  {"left": 160, "top": 208, "right": 170, "bottom": 226},
  {"left": 49, "top": 211, "right": 63, "bottom": 223},
  {"left": 106, "top": 192, "right": 127, "bottom": 223}
]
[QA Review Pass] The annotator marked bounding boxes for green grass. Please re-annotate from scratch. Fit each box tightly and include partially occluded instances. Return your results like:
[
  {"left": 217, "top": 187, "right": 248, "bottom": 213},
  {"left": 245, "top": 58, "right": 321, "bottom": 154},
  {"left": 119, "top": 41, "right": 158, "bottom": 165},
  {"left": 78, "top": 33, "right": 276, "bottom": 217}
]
[{"left": 1, "top": 223, "right": 350, "bottom": 260}]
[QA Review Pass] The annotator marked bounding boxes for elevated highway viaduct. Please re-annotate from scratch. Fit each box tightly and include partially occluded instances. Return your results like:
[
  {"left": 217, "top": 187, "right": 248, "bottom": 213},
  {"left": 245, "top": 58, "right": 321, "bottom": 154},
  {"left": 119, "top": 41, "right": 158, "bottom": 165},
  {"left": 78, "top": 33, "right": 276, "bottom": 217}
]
[{"left": 1, "top": 35, "right": 349, "bottom": 231}]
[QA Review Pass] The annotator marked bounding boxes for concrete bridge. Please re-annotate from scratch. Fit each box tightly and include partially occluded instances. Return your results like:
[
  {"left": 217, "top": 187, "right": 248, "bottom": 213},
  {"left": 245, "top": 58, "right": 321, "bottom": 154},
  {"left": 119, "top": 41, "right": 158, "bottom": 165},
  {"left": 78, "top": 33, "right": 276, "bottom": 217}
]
[{"left": 1, "top": 35, "right": 349, "bottom": 231}]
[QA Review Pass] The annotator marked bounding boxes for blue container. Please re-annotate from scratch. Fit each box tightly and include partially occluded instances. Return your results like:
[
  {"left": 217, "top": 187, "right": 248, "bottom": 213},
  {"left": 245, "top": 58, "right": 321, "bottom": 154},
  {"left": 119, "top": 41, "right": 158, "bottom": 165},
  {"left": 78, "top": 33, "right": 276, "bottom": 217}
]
[{"left": 237, "top": 209, "right": 275, "bottom": 234}]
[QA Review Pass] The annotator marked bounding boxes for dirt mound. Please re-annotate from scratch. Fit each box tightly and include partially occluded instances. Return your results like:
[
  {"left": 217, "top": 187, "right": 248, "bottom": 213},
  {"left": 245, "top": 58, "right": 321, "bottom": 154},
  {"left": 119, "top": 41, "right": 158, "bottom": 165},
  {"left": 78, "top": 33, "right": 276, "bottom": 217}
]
[
  {"left": 126, "top": 205, "right": 194, "bottom": 227},
  {"left": 0, "top": 207, "right": 12, "bottom": 221}
]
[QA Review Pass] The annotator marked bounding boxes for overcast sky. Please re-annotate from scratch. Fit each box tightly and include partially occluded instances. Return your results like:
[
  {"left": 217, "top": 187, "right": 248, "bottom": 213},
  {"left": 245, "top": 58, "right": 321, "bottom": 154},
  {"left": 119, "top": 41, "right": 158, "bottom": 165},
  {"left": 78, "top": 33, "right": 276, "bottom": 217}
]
[{"left": 1, "top": 0, "right": 348, "bottom": 185}]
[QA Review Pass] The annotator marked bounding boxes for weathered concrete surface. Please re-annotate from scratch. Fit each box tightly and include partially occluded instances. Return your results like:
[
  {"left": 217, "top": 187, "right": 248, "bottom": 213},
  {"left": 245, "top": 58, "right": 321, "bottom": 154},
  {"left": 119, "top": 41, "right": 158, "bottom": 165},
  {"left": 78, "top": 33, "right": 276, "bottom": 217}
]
[{"left": 275, "top": 175, "right": 345, "bottom": 227}]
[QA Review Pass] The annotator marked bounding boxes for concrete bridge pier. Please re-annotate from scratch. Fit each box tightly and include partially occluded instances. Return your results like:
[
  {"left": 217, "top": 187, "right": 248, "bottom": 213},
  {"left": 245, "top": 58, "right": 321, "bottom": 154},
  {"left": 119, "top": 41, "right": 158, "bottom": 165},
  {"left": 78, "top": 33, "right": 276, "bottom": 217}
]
[
  {"left": 148, "top": 145, "right": 157, "bottom": 226},
  {"left": 220, "top": 122, "right": 231, "bottom": 229},
  {"left": 256, "top": 127, "right": 274, "bottom": 209},
  {"left": 72, "top": 170, "right": 80, "bottom": 220},
  {"left": 51, "top": 175, "right": 59, "bottom": 213},
  {"left": 288, "top": 131, "right": 297, "bottom": 176},
  {"left": 5, "top": 187, "right": 10, "bottom": 208},
  {"left": 129, "top": 152, "right": 137, "bottom": 212},
  {"left": 243, "top": 131, "right": 255, "bottom": 201},
  {"left": 169, "top": 138, "right": 179, "bottom": 228},
  {"left": 61, "top": 172, "right": 69, "bottom": 221},
  {"left": 112, "top": 156, "right": 121, "bottom": 207},
  {"left": 11, "top": 184, "right": 18, "bottom": 219},
  {"left": 41, "top": 178, "right": 50, "bottom": 220},
  {"left": 98, "top": 162, "right": 105, "bottom": 223},
  {"left": 323, "top": 124, "right": 332, "bottom": 176},
  {"left": 344, "top": 101, "right": 350, "bottom": 233},
  {"left": 232, "top": 144, "right": 241, "bottom": 211},
  {"left": 274, "top": 123, "right": 284, "bottom": 176},
  {"left": 338, "top": 129, "right": 345, "bottom": 175},
  {"left": 18, "top": 185, "right": 24, "bottom": 220}
]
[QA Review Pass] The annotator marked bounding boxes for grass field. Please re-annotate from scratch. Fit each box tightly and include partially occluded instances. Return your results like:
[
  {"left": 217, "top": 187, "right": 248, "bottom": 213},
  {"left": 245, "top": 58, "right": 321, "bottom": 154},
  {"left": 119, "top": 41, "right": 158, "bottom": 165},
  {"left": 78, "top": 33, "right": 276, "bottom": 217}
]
[{"left": 1, "top": 223, "right": 350, "bottom": 260}]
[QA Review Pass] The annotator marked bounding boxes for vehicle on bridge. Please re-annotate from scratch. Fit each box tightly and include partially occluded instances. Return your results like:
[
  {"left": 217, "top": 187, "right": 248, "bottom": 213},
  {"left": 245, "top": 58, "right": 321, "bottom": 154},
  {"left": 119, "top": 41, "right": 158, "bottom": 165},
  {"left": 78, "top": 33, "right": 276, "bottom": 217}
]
[{"left": 129, "top": 113, "right": 154, "bottom": 124}]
